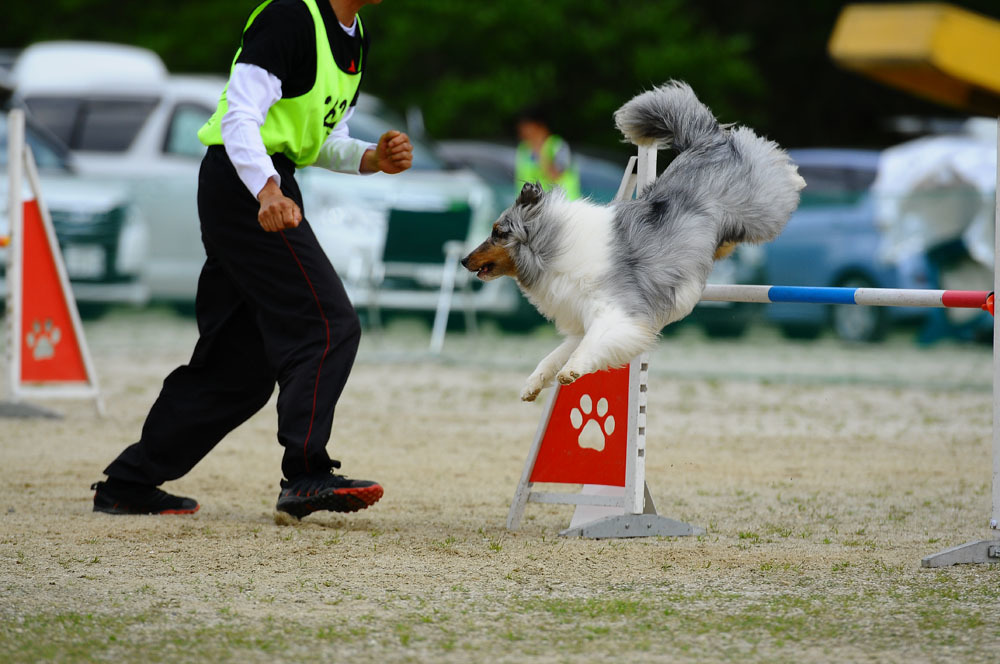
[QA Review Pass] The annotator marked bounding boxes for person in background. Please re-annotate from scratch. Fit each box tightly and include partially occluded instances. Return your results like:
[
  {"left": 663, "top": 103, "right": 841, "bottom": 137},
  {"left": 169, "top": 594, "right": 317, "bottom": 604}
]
[
  {"left": 514, "top": 105, "right": 581, "bottom": 200},
  {"left": 90, "top": 0, "right": 412, "bottom": 519}
]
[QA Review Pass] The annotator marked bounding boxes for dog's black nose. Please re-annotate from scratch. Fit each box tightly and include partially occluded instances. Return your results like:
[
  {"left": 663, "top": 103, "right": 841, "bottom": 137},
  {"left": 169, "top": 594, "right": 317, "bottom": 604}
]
[{"left": 460, "top": 256, "right": 469, "bottom": 268}]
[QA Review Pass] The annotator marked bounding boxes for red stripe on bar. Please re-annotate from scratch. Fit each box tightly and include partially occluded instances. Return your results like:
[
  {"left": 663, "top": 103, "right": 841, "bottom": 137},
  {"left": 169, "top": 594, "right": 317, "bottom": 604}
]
[{"left": 941, "top": 290, "right": 991, "bottom": 308}]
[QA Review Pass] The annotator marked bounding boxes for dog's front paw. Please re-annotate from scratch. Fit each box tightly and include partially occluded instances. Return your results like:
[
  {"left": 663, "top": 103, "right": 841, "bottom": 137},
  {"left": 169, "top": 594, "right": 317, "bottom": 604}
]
[
  {"left": 556, "top": 369, "right": 581, "bottom": 385},
  {"left": 520, "top": 377, "right": 546, "bottom": 401},
  {"left": 520, "top": 386, "right": 541, "bottom": 402},
  {"left": 521, "top": 370, "right": 555, "bottom": 402}
]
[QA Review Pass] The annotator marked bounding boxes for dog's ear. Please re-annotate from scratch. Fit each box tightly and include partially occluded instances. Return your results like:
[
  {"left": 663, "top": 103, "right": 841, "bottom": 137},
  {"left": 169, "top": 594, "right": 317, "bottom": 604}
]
[{"left": 516, "top": 182, "right": 544, "bottom": 207}]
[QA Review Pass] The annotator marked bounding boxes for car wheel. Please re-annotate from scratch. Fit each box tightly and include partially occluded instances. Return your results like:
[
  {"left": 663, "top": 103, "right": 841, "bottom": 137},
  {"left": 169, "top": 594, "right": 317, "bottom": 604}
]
[
  {"left": 779, "top": 322, "right": 822, "bottom": 340},
  {"left": 830, "top": 276, "right": 887, "bottom": 342}
]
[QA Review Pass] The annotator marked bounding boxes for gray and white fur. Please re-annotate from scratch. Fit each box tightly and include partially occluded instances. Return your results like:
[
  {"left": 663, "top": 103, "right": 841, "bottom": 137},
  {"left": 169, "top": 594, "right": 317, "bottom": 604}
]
[{"left": 463, "top": 81, "right": 805, "bottom": 401}]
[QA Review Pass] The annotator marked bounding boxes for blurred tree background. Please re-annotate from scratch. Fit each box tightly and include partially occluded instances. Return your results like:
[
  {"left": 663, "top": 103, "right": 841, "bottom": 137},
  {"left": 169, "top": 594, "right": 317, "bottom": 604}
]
[{"left": 3, "top": 0, "right": 999, "bottom": 158}]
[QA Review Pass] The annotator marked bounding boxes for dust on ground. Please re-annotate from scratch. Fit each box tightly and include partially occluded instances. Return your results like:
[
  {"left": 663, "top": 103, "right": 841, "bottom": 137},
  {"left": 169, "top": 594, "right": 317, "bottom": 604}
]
[{"left": 1, "top": 309, "right": 997, "bottom": 663}]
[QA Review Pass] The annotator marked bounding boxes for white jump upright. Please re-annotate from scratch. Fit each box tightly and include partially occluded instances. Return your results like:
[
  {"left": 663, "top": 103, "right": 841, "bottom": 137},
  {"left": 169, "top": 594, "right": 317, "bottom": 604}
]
[
  {"left": 3, "top": 109, "right": 104, "bottom": 418},
  {"left": 921, "top": 116, "right": 1000, "bottom": 567}
]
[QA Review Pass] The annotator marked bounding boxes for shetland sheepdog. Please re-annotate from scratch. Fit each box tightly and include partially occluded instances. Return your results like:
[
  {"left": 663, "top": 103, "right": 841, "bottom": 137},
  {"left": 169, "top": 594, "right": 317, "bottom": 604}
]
[{"left": 461, "top": 81, "right": 805, "bottom": 401}]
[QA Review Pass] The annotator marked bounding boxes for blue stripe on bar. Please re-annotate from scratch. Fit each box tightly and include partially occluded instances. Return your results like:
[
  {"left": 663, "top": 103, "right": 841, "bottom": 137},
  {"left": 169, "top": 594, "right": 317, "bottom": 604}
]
[{"left": 767, "top": 286, "right": 858, "bottom": 305}]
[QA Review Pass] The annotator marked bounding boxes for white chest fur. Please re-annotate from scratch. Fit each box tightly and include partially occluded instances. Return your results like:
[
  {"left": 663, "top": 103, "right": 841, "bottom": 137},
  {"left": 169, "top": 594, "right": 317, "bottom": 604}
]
[{"left": 519, "top": 201, "right": 618, "bottom": 335}]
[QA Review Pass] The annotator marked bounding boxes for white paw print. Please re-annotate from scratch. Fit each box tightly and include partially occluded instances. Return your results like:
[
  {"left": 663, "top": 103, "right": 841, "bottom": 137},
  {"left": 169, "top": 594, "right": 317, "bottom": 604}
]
[
  {"left": 25, "top": 319, "right": 61, "bottom": 361},
  {"left": 569, "top": 394, "right": 615, "bottom": 452}
]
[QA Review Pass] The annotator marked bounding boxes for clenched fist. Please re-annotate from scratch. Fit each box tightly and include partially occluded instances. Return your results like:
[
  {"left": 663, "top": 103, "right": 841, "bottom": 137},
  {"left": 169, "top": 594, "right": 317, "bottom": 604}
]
[
  {"left": 256, "top": 178, "right": 301, "bottom": 232},
  {"left": 361, "top": 130, "right": 413, "bottom": 174}
]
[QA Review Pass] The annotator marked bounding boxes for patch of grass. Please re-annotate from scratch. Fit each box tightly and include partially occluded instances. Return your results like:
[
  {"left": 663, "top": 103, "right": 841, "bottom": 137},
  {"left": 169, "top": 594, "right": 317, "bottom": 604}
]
[
  {"left": 763, "top": 523, "right": 794, "bottom": 539},
  {"left": 5, "top": 571, "right": 999, "bottom": 663},
  {"left": 1, "top": 611, "right": 294, "bottom": 663},
  {"left": 535, "top": 597, "right": 645, "bottom": 620},
  {"left": 393, "top": 622, "right": 414, "bottom": 646}
]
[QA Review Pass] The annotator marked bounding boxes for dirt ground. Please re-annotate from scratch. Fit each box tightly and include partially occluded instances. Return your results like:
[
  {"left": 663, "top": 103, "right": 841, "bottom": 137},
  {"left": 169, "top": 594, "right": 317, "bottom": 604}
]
[{"left": 1, "top": 309, "right": 998, "bottom": 663}]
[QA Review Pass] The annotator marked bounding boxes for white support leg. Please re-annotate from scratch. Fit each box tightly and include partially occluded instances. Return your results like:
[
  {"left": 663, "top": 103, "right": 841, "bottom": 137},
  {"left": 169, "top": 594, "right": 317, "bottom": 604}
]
[
  {"left": 0, "top": 110, "right": 54, "bottom": 419},
  {"left": 2, "top": 109, "right": 103, "bottom": 418},
  {"left": 994, "top": 116, "right": 1000, "bottom": 537},
  {"left": 6, "top": 108, "right": 23, "bottom": 406},
  {"left": 921, "top": 115, "right": 1000, "bottom": 567}
]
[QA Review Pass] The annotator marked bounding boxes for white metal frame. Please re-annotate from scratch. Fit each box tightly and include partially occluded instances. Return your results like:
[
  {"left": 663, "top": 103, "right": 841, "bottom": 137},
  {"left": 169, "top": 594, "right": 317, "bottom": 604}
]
[
  {"left": 4, "top": 109, "right": 105, "bottom": 416},
  {"left": 429, "top": 240, "right": 475, "bottom": 355},
  {"left": 6, "top": 107, "right": 24, "bottom": 405},
  {"left": 357, "top": 207, "right": 478, "bottom": 354}
]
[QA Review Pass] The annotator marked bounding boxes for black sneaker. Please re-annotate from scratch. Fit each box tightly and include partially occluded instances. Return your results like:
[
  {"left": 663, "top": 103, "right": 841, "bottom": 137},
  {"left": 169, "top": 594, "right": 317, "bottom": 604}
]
[
  {"left": 275, "top": 468, "right": 383, "bottom": 519},
  {"left": 91, "top": 480, "right": 199, "bottom": 515}
]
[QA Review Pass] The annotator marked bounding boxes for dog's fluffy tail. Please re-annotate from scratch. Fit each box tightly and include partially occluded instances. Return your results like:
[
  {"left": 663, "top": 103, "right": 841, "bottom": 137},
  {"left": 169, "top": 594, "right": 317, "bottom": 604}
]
[
  {"left": 615, "top": 80, "right": 805, "bottom": 247},
  {"left": 613, "top": 80, "right": 721, "bottom": 151}
]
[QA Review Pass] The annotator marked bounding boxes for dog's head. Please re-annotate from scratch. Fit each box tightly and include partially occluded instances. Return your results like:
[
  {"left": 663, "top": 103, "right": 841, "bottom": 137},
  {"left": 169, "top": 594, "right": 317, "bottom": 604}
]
[{"left": 461, "top": 182, "right": 547, "bottom": 282}]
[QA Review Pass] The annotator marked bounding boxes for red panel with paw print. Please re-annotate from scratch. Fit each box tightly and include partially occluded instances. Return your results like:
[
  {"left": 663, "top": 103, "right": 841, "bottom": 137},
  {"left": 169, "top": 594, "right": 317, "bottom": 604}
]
[
  {"left": 19, "top": 200, "right": 89, "bottom": 383},
  {"left": 529, "top": 366, "right": 630, "bottom": 486}
]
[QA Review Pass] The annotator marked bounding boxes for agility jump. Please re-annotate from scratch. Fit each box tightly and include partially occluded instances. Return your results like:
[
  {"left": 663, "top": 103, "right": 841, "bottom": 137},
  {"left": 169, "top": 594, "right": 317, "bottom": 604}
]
[{"left": 509, "top": 139, "right": 999, "bottom": 568}]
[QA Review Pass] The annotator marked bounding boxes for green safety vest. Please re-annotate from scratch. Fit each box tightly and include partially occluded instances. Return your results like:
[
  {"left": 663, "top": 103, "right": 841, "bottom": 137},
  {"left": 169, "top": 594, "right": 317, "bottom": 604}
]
[
  {"left": 198, "top": 0, "right": 364, "bottom": 168},
  {"left": 515, "top": 135, "right": 581, "bottom": 200}
]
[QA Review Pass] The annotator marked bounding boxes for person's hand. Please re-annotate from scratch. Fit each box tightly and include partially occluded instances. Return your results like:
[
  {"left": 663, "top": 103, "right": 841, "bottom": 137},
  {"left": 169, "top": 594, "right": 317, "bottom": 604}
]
[
  {"left": 256, "top": 178, "right": 301, "bottom": 232},
  {"left": 363, "top": 130, "right": 413, "bottom": 174}
]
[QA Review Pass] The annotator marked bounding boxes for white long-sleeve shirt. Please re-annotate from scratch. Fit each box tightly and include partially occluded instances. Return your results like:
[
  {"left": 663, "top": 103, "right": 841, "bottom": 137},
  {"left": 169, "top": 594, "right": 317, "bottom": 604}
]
[{"left": 219, "top": 19, "right": 376, "bottom": 198}]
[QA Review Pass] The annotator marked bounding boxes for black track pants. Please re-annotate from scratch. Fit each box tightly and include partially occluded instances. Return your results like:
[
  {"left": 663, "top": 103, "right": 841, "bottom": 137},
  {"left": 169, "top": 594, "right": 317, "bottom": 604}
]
[{"left": 104, "top": 146, "right": 361, "bottom": 484}]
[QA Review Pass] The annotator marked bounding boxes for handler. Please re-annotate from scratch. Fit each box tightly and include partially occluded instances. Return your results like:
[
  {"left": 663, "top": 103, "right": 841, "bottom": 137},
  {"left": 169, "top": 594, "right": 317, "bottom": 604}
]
[{"left": 91, "top": 0, "right": 412, "bottom": 518}]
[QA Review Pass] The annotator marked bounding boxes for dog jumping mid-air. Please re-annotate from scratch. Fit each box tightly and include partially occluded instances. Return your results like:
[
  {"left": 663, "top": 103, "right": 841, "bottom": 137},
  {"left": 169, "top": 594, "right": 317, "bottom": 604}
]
[{"left": 461, "top": 81, "right": 806, "bottom": 402}]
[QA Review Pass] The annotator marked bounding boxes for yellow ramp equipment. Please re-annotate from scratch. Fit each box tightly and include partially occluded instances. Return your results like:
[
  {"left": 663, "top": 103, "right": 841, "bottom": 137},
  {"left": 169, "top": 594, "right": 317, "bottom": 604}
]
[{"left": 829, "top": 3, "right": 1000, "bottom": 114}]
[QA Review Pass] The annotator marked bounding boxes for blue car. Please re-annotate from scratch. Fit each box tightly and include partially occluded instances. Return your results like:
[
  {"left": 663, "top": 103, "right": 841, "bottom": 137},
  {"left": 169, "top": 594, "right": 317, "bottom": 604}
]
[{"left": 763, "top": 149, "right": 932, "bottom": 342}]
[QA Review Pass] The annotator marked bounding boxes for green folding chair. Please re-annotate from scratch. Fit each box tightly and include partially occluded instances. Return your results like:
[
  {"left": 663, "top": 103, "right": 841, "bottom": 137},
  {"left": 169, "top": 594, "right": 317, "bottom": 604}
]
[{"left": 368, "top": 206, "right": 477, "bottom": 351}]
